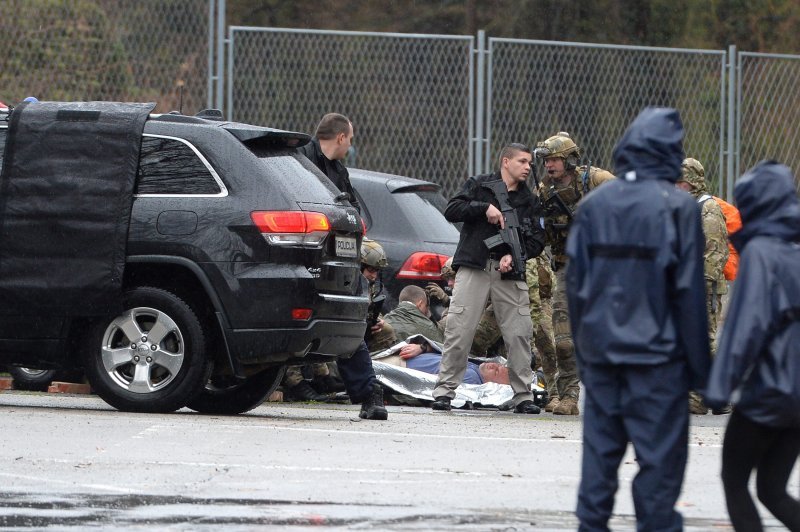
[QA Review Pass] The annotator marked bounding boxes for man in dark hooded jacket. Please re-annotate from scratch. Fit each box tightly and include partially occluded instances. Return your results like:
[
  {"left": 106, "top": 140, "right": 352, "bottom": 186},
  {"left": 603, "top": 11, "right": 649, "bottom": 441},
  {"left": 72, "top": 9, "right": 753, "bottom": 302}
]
[
  {"left": 706, "top": 160, "right": 800, "bottom": 531},
  {"left": 565, "top": 107, "right": 711, "bottom": 531}
]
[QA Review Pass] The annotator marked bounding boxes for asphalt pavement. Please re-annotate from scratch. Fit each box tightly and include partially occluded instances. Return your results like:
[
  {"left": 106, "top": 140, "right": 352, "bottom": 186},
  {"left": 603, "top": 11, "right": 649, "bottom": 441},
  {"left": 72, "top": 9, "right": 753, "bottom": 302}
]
[{"left": 0, "top": 390, "right": 796, "bottom": 530}]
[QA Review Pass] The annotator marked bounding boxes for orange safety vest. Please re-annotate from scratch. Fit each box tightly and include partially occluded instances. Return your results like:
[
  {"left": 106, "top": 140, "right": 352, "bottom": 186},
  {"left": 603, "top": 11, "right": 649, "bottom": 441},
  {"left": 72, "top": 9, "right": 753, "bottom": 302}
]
[{"left": 714, "top": 196, "right": 742, "bottom": 280}]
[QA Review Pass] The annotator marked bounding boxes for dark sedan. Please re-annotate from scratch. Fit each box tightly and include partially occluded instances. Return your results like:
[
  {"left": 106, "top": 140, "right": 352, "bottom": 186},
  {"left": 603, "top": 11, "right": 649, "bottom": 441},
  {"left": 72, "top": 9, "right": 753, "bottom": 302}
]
[{"left": 349, "top": 169, "right": 459, "bottom": 309}]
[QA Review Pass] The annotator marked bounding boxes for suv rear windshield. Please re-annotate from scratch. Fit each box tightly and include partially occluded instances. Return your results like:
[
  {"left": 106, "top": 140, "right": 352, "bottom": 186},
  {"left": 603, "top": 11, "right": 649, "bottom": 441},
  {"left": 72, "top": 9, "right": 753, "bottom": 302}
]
[{"left": 248, "top": 150, "right": 344, "bottom": 204}]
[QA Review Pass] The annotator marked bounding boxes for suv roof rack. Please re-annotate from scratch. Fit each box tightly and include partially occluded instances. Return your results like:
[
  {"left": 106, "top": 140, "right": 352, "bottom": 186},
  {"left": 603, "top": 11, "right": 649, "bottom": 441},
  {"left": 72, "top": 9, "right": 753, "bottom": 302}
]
[
  {"left": 152, "top": 113, "right": 209, "bottom": 125},
  {"left": 195, "top": 109, "right": 224, "bottom": 121}
]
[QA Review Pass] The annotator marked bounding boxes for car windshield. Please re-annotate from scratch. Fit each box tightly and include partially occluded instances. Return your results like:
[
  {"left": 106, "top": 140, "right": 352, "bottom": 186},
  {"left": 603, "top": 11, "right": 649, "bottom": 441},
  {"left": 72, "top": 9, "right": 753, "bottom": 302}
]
[{"left": 393, "top": 190, "right": 460, "bottom": 241}]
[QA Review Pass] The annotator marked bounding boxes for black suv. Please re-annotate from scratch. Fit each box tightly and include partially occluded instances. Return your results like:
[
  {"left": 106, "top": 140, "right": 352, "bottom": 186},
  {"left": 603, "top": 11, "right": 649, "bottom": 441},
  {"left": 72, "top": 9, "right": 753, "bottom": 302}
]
[{"left": 0, "top": 102, "right": 367, "bottom": 414}]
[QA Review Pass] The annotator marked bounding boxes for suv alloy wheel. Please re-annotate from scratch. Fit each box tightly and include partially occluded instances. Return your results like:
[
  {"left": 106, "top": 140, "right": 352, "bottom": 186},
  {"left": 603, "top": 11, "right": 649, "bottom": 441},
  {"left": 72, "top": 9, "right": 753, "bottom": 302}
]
[{"left": 82, "top": 286, "right": 213, "bottom": 413}]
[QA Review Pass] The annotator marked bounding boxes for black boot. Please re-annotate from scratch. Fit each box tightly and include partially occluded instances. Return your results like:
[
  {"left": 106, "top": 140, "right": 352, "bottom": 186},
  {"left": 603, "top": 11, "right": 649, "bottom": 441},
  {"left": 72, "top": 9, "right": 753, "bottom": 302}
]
[
  {"left": 312, "top": 374, "right": 346, "bottom": 394},
  {"left": 513, "top": 400, "right": 541, "bottom": 414},
  {"left": 432, "top": 396, "right": 452, "bottom": 411},
  {"left": 359, "top": 383, "right": 388, "bottom": 420},
  {"left": 285, "top": 381, "right": 329, "bottom": 402}
]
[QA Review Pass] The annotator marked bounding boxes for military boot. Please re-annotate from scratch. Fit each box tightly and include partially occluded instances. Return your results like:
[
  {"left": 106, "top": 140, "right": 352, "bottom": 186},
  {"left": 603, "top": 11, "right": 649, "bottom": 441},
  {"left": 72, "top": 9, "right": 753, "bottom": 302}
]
[
  {"left": 544, "top": 396, "right": 560, "bottom": 413},
  {"left": 312, "top": 374, "right": 346, "bottom": 394},
  {"left": 359, "top": 383, "right": 388, "bottom": 420},
  {"left": 688, "top": 392, "right": 708, "bottom": 415},
  {"left": 514, "top": 400, "right": 541, "bottom": 414},
  {"left": 285, "top": 381, "right": 329, "bottom": 402},
  {"left": 553, "top": 395, "right": 579, "bottom": 415}
]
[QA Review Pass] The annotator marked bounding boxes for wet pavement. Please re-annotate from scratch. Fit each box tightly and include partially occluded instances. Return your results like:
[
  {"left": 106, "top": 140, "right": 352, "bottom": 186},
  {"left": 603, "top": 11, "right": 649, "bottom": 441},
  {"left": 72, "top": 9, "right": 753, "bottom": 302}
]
[{"left": 0, "top": 391, "right": 795, "bottom": 530}]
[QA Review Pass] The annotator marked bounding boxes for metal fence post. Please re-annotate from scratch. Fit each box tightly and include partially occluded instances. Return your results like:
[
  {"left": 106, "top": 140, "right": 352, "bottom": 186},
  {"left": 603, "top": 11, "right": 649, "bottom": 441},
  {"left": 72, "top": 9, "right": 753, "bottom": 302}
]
[
  {"left": 727, "top": 44, "right": 737, "bottom": 201},
  {"left": 207, "top": 0, "right": 215, "bottom": 110},
  {"left": 216, "top": 0, "right": 226, "bottom": 114},
  {"left": 474, "top": 30, "right": 486, "bottom": 176}
]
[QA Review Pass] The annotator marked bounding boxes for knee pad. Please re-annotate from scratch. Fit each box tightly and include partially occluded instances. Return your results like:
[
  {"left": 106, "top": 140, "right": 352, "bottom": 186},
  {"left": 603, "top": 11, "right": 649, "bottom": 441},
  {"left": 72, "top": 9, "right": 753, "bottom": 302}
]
[
  {"left": 556, "top": 337, "right": 574, "bottom": 357},
  {"left": 552, "top": 309, "right": 571, "bottom": 336}
]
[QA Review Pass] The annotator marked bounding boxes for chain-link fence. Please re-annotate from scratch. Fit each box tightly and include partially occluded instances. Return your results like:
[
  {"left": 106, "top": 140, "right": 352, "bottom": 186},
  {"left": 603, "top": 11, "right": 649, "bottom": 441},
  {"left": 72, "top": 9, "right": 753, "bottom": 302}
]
[
  {"left": 486, "top": 39, "right": 727, "bottom": 194},
  {"left": 738, "top": 52, "right": 800, "bottom": 194},
  {"left": 227, "top": 27, "right": 474, "bottom": 193},
  {"left": 3, "top": 9, "right": 800, "bottom": 198},
  {"left": 0, "top": 0, "right": 212, "bottom": 115}
]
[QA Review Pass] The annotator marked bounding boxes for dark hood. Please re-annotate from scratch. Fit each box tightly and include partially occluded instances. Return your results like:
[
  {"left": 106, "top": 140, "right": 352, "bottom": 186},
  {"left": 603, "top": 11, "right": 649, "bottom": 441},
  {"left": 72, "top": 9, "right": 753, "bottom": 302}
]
[
  {"left": 731, "top": 160, "right": 800, "bottom": 251},
  {"left": 612, "top": 107, "right": 685, "bottom": 183}
]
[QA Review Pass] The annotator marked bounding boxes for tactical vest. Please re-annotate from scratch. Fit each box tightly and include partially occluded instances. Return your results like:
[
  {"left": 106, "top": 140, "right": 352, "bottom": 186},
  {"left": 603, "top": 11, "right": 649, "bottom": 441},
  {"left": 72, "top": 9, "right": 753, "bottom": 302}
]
[{"left": 540, "top": 166, "right": 615, "bottom": 264}]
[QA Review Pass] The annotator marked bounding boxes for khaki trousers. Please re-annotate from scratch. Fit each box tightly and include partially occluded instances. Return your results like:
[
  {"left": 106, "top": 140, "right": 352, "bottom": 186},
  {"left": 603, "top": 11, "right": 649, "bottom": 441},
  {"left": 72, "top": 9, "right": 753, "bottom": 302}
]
[{"left": 433, "top": 259, "right": 534, "bottom": 405}]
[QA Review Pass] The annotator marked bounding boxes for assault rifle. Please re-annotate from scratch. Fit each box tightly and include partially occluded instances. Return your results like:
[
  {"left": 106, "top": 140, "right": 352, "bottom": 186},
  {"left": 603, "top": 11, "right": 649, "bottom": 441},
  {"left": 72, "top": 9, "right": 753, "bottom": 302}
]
[
  {"left": 544, "top": 186, "right": 575, "bottom": 230},
  {"left": 365, "top": 294, "right": 385, "bottom": 340},
  {"left": 529, "top": 157, "right": 541, "bottom": 190},
  {"left": 481, "top": 179, "right": 527, "bottom": 276}
]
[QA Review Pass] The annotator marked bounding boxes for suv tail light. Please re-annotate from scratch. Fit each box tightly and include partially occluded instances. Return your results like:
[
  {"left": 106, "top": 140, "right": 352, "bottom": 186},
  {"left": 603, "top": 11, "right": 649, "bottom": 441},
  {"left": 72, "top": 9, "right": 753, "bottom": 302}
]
[
  {"left": 251, "top": 211, "right": 331, "bottom": 247},
  {"left": 395, "top": 252, "right": 450, "bottom": 280},
  {"left": 291, "top": 308, "right": 313, "bottom": 321}
]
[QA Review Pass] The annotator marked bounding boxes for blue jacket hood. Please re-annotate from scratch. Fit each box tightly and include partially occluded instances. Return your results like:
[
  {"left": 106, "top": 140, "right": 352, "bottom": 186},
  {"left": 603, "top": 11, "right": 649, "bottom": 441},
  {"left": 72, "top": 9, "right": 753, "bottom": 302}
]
[
  {"left": 706, "top": 162, "right": 800, "bottom": 427},
  {"left": 731, "top": 160, "right": 800, "bottom": 251},
  {"left": 612, "top": 107, "right": 685, "bottom": 183}
]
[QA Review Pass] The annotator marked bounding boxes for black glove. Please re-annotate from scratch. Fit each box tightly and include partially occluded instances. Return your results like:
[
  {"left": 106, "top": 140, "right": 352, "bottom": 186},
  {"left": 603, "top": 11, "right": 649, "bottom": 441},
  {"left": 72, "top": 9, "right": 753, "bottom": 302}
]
[{"left": 425, "top": 282, "right": 450, "bottom": 305}]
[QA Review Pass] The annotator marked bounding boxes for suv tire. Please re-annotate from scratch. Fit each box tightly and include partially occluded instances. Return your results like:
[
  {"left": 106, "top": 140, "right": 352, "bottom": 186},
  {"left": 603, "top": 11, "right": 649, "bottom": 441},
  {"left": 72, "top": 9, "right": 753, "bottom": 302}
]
[
  {"left": 9, "top": 367, "right": 59, "bottom": 391},
  {"left": 82, "top": 286, "right": 212, "bottom": 413},
  {"left": 187, "top": 366, "right": 285, "bottom": 415}
]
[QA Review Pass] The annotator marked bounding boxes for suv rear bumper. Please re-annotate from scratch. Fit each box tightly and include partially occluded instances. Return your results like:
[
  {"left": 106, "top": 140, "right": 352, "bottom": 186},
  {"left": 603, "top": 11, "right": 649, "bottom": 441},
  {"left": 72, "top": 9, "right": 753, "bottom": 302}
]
[{"left": 223, "top": 318, "right": 367, "bottom": 367}]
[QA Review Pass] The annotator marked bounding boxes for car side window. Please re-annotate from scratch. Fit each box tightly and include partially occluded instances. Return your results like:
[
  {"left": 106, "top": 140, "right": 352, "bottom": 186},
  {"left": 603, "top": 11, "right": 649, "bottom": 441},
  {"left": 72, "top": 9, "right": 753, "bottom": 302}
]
[{"left": 136, "top": 135, "right": 221, "bottom": 195}]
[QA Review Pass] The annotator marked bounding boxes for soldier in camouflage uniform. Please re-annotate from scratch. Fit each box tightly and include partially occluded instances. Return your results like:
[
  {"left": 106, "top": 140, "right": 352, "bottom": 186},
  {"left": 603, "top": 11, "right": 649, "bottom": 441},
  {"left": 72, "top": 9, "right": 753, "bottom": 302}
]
[
  {"left": 283, "top": 239, "right": 395, "bottom": 401},
  {"left": 535, "top": 132, "right": 615, "bottom": 415},
  {"left": 676, "top": 158, "right": 729, "bottom": 415},
  {"left": 426, "top": 258, "right": 502, "bottom": 356},
  {"left": 527, "top": 252, "right": 558, "bottom": 408},
  {"left": 283, "top": 360, "right": 331, "bottom": 401},
  {"left": 361, "top": 239, "right": 397, "bottom": 353}
]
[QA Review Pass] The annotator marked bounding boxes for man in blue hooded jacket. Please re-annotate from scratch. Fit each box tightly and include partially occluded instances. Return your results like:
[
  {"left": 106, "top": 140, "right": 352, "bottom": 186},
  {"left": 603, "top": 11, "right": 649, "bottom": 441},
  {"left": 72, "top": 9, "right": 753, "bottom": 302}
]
[
  {"left": 705, "top": 160, "right": 800, "bottom": 531},
  {"left": 565, "top": 107, "right": 711, "bottom": 531}
]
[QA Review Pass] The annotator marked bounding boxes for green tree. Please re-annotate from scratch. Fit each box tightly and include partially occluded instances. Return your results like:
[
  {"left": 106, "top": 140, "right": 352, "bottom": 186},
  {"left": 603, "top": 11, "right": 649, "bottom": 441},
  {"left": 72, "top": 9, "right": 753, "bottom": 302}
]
[{"left": 0, "top": 0, "right": 132, "bottom": 104}]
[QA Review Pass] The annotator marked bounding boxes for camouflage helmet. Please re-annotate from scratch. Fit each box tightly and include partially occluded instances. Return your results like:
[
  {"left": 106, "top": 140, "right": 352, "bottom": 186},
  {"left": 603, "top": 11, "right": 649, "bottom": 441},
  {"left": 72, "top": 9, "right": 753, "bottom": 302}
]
[
  {"left": 360, "top": 238, "right": 388, "bottom": 269},
  {"left": 535, "top": 132, "right": 580, "bottom": 169},
  {"left": 440, "top": 257, "right": 455, "bottom": 280},
  {"left": 680, "top": 157, "right": 709, "bottom": 194}
]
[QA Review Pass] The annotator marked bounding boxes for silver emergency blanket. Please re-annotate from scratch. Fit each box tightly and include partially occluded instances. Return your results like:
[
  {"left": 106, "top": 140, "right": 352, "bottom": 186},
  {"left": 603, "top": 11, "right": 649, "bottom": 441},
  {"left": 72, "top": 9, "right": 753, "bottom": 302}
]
[{"left": 371, "top": 334, "right": 545, "bottom": 409}]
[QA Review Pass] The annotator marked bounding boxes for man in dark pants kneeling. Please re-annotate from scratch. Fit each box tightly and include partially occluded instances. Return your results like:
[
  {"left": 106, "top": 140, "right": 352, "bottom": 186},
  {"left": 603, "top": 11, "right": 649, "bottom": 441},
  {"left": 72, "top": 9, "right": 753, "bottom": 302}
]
[
  {"left": 432, "top": 143, "right": 545, "bottom": 414},
  {"left": 297, "top": 113, "right": 387, "bottom": 420},
  {"left": 565, "top": 108, "right": 711, "bottom": 530}
]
